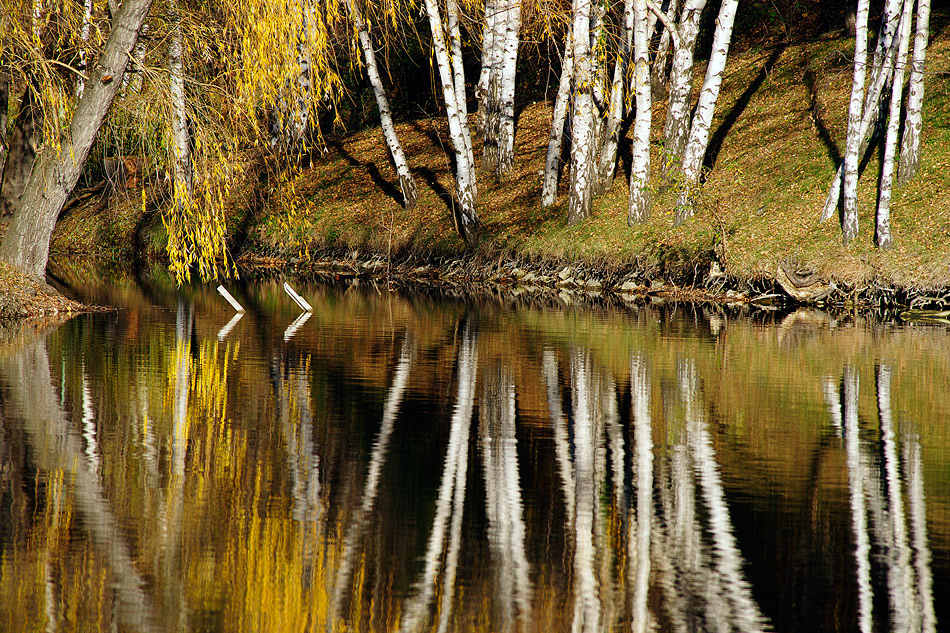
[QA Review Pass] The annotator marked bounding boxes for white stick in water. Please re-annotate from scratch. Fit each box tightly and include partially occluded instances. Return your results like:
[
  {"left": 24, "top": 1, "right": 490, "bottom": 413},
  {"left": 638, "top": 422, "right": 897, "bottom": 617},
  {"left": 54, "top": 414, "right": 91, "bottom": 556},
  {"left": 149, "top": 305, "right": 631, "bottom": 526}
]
[
  {"left": 283, "top": 282, "right": 313, "bottom": 312},
  {"left": 216, "top": 284, "right": 246, "bottom": 313}
]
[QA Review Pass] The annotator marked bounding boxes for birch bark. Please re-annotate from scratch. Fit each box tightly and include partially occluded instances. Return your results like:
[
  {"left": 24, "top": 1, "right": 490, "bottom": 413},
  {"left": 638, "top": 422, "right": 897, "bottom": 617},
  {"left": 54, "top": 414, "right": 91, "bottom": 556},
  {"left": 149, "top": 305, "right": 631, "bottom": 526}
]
[
  {"left": 541, "top": 28, "right": 574, "bottom": 208},
  {"left": 567, "top": 0, "right": 596, "bottom": 225},
  {"left": 494, "top": 0, "right": 521, "bottom": 178},
  {"left": 898, "top": 0, "right": 931, "bottom": 185},
  {"left": 651, "top": 0, "right": 681, "bottom": 89},
  {"left": 876, "top": 0, "right": 914, "bottom": 250},
  {"left": 169, "top": 0, "right": 192, "bottom": 203},
  {"left": 0, "top": 0, "right": 154, "bottom": 277},
  {"left": 840, "top": 0, "right": 870, "bottom": 247},
  {"left": 481, "top": 0, "right": 521, "bottom": 179},
  {"left": 477, "top": 0, "right": 503, "bottom": 133},
  {"left": 77, "top": 0, "right": 93, "bottom": 98},
  {"left": 662, "top": 0, "right": 706, "bottom": 171},
  {"left": 627, "top": 0, "right": 652, "bottom": 224},
  {"left": 594, "top": 0, "right": 634, "bottom": 195},
  {"left": 343, "top": 0, "right": 418, "bottom": 207},
  {"left": 821, "top": 0, "right": 904, "bottom": 221},
  {"left": 423, "top": 0, "right": 481, "bottom": 241},
  {"left": 676, "top": 0, "right": 739, "bottom": 220}
]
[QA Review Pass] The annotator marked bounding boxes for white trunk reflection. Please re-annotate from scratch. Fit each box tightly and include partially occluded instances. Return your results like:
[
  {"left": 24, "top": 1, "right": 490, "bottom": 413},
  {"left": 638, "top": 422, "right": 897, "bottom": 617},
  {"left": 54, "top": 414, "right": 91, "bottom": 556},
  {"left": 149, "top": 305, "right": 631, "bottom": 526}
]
[
  {"left": 2, "top": 333, "right": 160, "bottom": 633},
  {"left": 629, "top": 354, "right": 652, "bottom": 633},
  {"left": 331, "top": 337, "right": 414, "bottom": 626},
  {"left": 400, "top": 326, "right": 477, "bottom": 633},
  {"left": 829, "top": 364, "right": 937, "bottom": 633},
  {"left": 480, "top": 363, "right": 532, "bottom": 632}
]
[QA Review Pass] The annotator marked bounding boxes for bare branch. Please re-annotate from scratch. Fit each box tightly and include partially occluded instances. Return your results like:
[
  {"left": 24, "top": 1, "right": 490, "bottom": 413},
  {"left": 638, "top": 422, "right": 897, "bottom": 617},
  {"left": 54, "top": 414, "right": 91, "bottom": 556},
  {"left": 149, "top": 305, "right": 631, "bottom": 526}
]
[{"left": 645, "top": 0, "right": 680, "bottom": 50}]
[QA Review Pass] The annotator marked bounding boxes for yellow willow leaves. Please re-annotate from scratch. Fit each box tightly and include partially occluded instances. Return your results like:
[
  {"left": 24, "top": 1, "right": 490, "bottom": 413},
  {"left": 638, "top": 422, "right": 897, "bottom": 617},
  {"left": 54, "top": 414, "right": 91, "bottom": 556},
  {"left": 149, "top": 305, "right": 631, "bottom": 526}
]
[{"left": 225, "top": 0, "right": 343, "bottom": 128}]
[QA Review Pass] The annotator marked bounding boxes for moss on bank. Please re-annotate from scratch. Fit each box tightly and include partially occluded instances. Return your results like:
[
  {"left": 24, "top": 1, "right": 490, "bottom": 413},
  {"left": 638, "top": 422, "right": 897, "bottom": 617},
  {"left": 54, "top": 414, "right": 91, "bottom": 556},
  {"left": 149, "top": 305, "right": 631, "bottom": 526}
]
[{"left": 49, "top": 16, "right": 950, "bottom": 304}]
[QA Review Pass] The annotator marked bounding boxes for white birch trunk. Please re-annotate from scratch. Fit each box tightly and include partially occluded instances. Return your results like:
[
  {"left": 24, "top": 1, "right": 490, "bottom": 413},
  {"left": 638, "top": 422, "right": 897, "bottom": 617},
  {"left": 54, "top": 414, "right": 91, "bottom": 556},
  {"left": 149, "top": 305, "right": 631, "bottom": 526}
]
[
  {"left": 479, "top": 0, "right": 505, "bottom": 159},
  {"left": 344, "top": 0, "right": 419, "bottom": 208},
  {"left": 627, "top": 0, "right": 653, "bottom": 224},
  {"left": 594, "top": 0, "right": 634, "bottom": 195},
  {"left": 494, "top": 0, "right": 521, "bottom": 178},
  {"left": 568, "top": 0, "right": 596, "bottom": 225},
  {"left": 841, "top": 0, "right": 870, "bottom": 247},
  {"left": 898, "top": 0, "right": 931, "bottom": 185},
  {"left": 76, "top": 0, "right": 93, "bottom": 98},
  {"left": 477, "top": 0, "right": 503, "bottom": 132},
  {"left": 676, "top": 0, "right": 739, "bottom": 221},
  {"left": 662, "top": 0, "right": 706, "bottom": 170},
  {"left": 169, "top": 0, "right": 192, "bottom": 203},
  {"left": 541, "top": 30, "right": 574, "bottom": 208},
  {"left": 651, "top": 0, "right": 682, "bottom": 89},
  {"left": 422, "top": 0, "right": 481, "bottom": 241},
  {"left": 876, "top": 0, "right": 914, "bottom": 250},
  {"left": 821, "top": 0, "right": 904, "bottom": 221},
  {"left": 129, "top": 24, "right": 148, "bottom": 93}
]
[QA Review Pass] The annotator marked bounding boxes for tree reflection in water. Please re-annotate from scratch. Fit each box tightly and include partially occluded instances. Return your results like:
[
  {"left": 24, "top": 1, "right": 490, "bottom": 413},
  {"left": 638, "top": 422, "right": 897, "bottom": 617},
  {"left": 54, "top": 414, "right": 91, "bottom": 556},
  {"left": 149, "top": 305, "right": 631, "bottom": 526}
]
[{"left": 0, "top": 281, "right": 944, "bottom": 633}]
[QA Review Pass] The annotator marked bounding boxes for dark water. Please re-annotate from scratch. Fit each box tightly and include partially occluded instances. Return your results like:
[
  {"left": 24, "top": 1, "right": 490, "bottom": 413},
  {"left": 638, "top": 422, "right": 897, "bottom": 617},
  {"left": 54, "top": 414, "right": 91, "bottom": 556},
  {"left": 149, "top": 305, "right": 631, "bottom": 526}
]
[{"left": 2, "top": 264, "right": 948, "bottom": 633}]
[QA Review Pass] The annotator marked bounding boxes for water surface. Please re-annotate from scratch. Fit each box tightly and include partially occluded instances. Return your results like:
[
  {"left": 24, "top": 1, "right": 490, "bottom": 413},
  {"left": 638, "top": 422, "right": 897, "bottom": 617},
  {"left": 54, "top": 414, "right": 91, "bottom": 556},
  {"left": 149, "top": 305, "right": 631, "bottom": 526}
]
[{"left": 1, "top": 265, "right": 948, "bottom": 633}]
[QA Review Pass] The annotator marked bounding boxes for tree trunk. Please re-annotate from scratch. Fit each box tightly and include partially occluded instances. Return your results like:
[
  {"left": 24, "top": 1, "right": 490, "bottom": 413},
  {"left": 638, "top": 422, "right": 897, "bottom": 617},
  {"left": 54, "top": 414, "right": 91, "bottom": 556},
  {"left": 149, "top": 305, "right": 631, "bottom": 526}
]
[
  {"left": 0, "top": 88, "right": 43, "bottom": 218},
  {"left": 897, "top": 0, "right": 931, "bottom": 185},
  {"left": 476, "top": 0, "right": 502, "bottom": 134},
  {"left": 0, "top": 0, "right": 154, "bottom": 278},
  {"left": 840, "top": 0, "right": 870, "bottom": 246},
  {"left": 876, "top": 0, "right": 914, "bottom": 250},
  {"left": 76, "top": 0, "right": 93, "bottom": 98},
  {"left": 423, "top": 0, "right": 480, "bottom": 242},
  {"left": 541, "top": 28, "right": 574, "bottom": 208},
  {"left": 676, "top": 0, "right": 738, "bottom": 221},
  {"left": 343, "top": 0, "right": 418, "bottom": 208},
  {"left": 493, "top": 0, "right": 521, "bottom": 179},
  {"left": 627, "top": 0, "right": 653, "bottom": 225},
  {"left": 0, "top": 69, "right": 8, "bottom": 170},
  {"left": 662, "top": 0, "right": 706, "bottom": 172},
  {"left": 821, "top": 0, "right": 904, "bottom": 221},
  {"left": 169, "top": 0, "right": 192, "bottom": 203},
  {"left": 567, "top": 0, "right": 596, "bottom": 225},
  {"left": 594, "top": 0, "right": 634, "bottom": 195},
  {"left": 651, "top": 0, "right": 681, "bottom": 90}
]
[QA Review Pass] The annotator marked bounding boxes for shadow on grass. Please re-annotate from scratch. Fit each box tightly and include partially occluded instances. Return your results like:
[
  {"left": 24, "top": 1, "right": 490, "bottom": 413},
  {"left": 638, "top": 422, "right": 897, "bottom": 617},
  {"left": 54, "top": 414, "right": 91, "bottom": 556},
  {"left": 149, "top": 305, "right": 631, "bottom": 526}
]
[
  {"left": 703, "top": 44, "right": 788, "bottom": 176},
  {"left": 329, "top": 140, "right": 403, "bottom": 207},
  {"left": 417, "top": 166, "right": 456, "bottom": 214}
]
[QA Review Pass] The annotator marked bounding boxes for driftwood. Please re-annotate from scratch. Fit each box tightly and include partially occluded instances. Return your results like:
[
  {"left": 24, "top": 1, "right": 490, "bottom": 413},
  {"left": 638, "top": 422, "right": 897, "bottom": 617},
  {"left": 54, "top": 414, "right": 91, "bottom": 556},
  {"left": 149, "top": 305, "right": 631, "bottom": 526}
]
[{"left": 776, "top": 260, "right": 835, "bottom": 302}]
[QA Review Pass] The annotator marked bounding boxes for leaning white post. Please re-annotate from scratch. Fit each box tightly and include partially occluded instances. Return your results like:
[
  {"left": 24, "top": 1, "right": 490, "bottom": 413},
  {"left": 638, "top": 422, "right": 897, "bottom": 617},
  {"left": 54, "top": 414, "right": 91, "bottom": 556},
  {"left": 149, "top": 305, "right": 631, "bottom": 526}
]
[
  {"left": 283, "top": 282, "right": 313, "bottom": 312},
  {"left": 216, "top": 284, "right": 246, "bottom": 313}
]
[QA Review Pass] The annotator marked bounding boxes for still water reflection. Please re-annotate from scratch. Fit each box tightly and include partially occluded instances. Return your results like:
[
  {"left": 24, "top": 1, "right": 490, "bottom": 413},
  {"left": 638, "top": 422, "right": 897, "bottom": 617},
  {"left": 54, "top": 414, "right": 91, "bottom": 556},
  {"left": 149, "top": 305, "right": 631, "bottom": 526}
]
[{"left": 2, "top": 266, "right": 949, "bottom": 633}]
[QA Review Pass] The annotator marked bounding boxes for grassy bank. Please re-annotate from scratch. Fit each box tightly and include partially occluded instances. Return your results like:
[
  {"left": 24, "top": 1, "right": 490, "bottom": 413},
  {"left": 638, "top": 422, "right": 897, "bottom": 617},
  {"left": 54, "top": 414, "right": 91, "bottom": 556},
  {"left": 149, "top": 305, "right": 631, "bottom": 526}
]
[{"left": 52, "top": 18, "right": 950, "bottom": 302}]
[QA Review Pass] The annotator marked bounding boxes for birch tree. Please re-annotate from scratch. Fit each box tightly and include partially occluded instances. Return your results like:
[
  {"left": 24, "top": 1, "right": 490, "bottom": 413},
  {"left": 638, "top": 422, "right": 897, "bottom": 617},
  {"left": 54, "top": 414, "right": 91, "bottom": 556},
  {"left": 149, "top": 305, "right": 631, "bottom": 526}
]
[
  {"left": 540, "top": 26, "right": 574, "bottom": 208},
  {"left": 343, "top": 0, "right": 419, "bottom": 207},
  {"left": 479, "top": 0, "right": 522, "bottom": 180},
  {"left": 840, "top": 0, "right": 870, "bottom": 246},
  {"left": 422, "top": 0, "right": 481, "bottom": 242},
  {"left": 876, "top": 0, "right": 914, "bottom": 250},
  {"left": 661, "top": 0, "right": 706, "bottom": 173},
  {"left": 898, "top": 0, "right": 931, "bottom": 185},
  {"left": 821, "top": 0, "right": 903, "bottom": 225},
  {"left": 627, "top": 0, "right": 652, "bottom": 224},
  {"left": 567, "top": 0, "right": 597, "bottom": 224},
  {"left": 0, "top": 0, "right": 154, "bottom": 278},
  {"left": 676, "top": 0, "right": 739, "bottom": 221},
  {"left": 593, "top": 0, "right": 634, "bottom": 196},
  {"left": 169, "top": 0, "right": 192, "bottom": 205}
]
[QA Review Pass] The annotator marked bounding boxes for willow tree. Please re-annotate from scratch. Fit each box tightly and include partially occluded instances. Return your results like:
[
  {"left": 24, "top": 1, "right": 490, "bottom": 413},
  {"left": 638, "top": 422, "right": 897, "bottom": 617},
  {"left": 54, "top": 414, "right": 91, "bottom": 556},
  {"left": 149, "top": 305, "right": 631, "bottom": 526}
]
[{"left": 0, "top": 0, "right": 154, "bottom": 278}]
